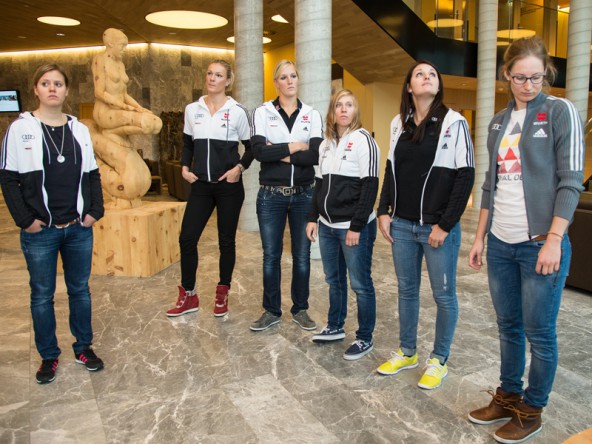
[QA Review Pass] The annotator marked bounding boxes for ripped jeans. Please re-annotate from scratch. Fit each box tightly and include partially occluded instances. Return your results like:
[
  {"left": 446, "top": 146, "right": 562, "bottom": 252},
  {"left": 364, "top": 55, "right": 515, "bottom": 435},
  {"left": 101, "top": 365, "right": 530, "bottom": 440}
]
[{"left": 390, "top": 217, "right": 461, "bottom": 363}]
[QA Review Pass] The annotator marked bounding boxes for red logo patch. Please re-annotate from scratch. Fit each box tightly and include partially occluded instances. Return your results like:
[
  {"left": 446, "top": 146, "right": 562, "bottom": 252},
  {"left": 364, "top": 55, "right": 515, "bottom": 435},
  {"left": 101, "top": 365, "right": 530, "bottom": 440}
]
[
  {"left": 537, "top": 113, "right": 546, "bottom": 121},
  {"left": 302, "top": 115, "right": 309, "bottom": 121},
  {"left": 223, "top": 113, "right": 229, "bottom": 119}
]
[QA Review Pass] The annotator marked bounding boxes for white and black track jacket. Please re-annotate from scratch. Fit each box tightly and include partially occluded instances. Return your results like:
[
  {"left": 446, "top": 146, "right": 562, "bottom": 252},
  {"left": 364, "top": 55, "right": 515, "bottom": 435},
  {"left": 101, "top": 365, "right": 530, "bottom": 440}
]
[
  {"left": 309, "top": 128, "right": 380, "bottom": 232},
  {"left": 251, "top": 99, "right": 323, "bottom": 186},
  {"left": 0, "top": 112, "right": 104, "bottom": 229},
  {"left": 378, "top": 109, "right": 474, "bottom": 232},
  {"left": 182, "top": 96, "right": 253, "bottom": 182}
]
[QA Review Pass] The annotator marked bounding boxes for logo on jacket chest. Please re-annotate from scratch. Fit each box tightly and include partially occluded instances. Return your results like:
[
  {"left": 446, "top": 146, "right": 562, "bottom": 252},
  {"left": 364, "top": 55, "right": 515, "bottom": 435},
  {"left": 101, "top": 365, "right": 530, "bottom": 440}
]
[
  {"left": 533, "top": 112, "right": 548, "bottom": 126},
  {"left": 21, "top": 134, "right": 35, "bottom": 142}
]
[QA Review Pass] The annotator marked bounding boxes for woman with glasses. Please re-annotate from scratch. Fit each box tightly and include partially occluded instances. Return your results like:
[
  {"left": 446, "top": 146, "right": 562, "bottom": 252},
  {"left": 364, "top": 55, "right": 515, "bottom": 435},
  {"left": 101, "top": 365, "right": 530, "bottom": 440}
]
[
  {"left": 250, "top": 60, "right": 323, "bottom": 332},
  {"left": 468, "top": 37, "right": 584, "bottom": 444}
]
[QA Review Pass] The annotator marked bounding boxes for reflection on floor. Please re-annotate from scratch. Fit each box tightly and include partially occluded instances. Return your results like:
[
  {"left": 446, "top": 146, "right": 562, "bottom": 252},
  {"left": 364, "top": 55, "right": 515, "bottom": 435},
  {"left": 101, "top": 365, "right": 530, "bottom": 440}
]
[{"left": 0, "top": 193, "right": 591, "bottom": 443}]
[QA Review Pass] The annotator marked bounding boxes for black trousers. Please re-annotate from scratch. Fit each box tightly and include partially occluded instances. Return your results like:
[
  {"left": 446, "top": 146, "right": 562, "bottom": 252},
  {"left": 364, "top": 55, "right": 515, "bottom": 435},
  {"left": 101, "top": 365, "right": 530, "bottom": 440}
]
[{"left": 179, "top": 180, "right": 245, "bottom": 291}]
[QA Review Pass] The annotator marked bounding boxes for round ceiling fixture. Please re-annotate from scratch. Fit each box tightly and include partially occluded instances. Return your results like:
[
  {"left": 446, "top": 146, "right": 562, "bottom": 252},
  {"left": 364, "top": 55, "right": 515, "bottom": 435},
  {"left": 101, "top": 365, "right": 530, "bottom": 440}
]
[
  {"left": 271, "top": 15, "right": 289, "bottom": 24},
  {"left": 37, "top": 16, "right": 80, "bottom": 26},
  {"left": 146, "top": 11, "right": 228, "bottom": 29},
  {"left": 227, "top": 36, "right": 271, "bottom": 44},
  {"left": 426, "top": 18, "right": 464, "bottom": 28},
  {"left": 496, "top": 28, "right": 536, "bottom": 39}
]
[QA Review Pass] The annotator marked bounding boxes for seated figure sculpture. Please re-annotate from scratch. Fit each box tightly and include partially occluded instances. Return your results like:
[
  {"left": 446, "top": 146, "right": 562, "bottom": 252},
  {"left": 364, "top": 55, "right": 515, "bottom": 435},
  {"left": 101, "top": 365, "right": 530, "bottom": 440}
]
[{"left": 85, "top": 28, "right": 162, "bottom": 208}]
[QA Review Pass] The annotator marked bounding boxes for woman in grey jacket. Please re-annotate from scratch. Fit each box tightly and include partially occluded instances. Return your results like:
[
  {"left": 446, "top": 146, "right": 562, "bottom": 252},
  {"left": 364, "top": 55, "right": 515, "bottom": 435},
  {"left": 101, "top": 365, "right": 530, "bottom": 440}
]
[{"left": 468, "top": 37, "right": 585, "bottom": 444}]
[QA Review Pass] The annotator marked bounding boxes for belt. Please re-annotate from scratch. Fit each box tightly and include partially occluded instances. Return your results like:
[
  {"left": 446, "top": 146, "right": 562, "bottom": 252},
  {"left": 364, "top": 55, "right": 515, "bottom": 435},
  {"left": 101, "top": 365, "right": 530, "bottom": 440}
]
[
  {"left": 260, "top": 184, "right": 313, "bottom": 196},
  {"left": 52, "top": 218, "right": 80, "bottom": 229},
  {"left": 532, "top": 234, "right": 547, "bottom": 241}
]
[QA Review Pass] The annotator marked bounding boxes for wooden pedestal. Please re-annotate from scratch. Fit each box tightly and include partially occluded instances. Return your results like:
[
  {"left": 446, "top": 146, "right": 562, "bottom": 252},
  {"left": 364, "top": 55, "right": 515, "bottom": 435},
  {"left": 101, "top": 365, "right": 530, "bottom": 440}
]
[{"left": 92, "top": 201, "right": 186, "bottom": 277}]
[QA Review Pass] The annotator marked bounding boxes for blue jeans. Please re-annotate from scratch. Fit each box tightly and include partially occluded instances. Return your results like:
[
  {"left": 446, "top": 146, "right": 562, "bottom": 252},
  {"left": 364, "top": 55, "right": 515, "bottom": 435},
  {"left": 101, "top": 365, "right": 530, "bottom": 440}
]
[
  {"left": 390, "top": 217, "right": 461, "bottom": 363},
  {"left": 486, "top": 233, "right": 571, "bottom": 408},
  {"left": 319, "top": 219, "right": 377, "bottom": 343},
  {"left": 20, "top": 223, "right": 94, "bottom": 359},
  {"left": 256, "top": 186, "right": 313, "bottom": 316}
]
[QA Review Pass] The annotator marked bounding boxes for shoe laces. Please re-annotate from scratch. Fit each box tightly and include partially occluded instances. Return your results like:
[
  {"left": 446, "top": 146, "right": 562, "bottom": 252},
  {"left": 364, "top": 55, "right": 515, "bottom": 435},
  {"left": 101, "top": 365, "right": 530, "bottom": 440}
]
[
  {"left": 351, "top": 339, "right": 369, "bottom": 349},
  {"left": 423, "top": 360, "right": 444, "bottom": 377},
  {"left": 503, "top": 404, "right": 542, "bottom": 427},
  {"left": 176, "top": 294, "right": 187, "bottom": 308},
  {"left": 388, "top": 351, "right": 407, "bottom": 364}
]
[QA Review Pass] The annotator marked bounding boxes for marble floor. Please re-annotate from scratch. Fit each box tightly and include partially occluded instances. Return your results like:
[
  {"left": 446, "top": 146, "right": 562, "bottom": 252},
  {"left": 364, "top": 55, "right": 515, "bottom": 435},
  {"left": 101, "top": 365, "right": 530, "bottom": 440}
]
[{"left": 0, "top": 192, "right": 591, "bottom": 444}]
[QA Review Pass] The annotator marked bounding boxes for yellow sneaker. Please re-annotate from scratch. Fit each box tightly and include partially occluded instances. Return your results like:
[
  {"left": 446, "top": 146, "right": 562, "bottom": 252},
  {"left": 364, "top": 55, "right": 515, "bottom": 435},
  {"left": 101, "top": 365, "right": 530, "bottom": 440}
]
[
  {"left": 417, "top": 358, "right": 448, "bottom": 390},
  {"left": 376, "top": 349, "right": 418, "bottom": 375}
]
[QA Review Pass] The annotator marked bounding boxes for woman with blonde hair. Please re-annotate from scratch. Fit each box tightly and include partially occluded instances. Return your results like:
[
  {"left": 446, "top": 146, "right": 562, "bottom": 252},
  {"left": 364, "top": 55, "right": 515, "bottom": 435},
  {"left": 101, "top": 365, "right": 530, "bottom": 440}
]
[
  {"left": 165, "top": 59, "right": 253, "bottom": 318},
  {"left": 250, "top": 60, "right": 323, "bottom": 332},
  {"left": 307, "top": 89, "right": 380, "bottom": 360}
]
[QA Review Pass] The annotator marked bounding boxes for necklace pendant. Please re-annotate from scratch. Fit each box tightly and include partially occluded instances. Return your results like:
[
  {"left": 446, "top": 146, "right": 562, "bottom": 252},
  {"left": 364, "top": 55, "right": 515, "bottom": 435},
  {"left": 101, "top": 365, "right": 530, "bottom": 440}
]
[{"left": 57, "top": 155, "right": 65, "bottom": 163}]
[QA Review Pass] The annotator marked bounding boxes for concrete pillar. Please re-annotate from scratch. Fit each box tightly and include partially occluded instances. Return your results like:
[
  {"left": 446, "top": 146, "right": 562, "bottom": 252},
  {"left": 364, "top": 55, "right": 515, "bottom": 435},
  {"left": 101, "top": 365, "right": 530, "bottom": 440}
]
[
  {"left": 295, "top": 0, "right": 331, "bottom": 259},
  {"left": 565, "top": 0, "right": 592, "bottom": 124},
  {"left": 235, "top": 0, "right": 263, "bottom": 232},
  {"left": 473, "top": 0, "right": 499, "bottom": 208},
  {"left": 295, "top": 0, "right": 332, "bottom": 121}
]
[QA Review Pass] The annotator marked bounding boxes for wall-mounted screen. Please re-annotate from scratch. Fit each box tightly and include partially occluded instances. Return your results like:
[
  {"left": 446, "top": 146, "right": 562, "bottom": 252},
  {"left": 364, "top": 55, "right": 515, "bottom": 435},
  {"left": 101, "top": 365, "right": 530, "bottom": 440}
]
[{"left": 0, "top": 90, "right": 21, "bottom": 113}]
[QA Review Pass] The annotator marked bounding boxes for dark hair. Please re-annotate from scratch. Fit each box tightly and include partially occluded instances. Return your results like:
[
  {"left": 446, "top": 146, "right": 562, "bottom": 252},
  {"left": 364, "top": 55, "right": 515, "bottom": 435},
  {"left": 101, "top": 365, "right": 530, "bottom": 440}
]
[
  {"left": 500, "top": 36, "right": 557, "bottom": 96},
  {"left": 33, "top": 63, "right": 69, "bottom": 88},
  {"left": 400, "top": 60, "right": 448, "bottom": 144}
]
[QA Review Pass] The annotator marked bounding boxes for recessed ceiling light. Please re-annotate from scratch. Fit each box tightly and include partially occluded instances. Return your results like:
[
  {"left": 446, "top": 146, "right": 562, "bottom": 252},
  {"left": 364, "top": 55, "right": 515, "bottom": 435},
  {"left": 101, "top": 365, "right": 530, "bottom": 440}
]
[
  {"left": 17, "top": 36, "right": 27, "bottom": 39},
  {"left": 37, "top": 16, "right": 80, "bottom": 26},
  {"left": 271, "top": 15, "right": 288, "bottom": 24},
  {"left": 168, "top": 32, "right": 177, "bottom": 35},
  {"left": 56, "top": 33, "right": 66, "bottom": 37},
  {"left": 227, "top": 36, "right": 271, "bottom": 44},
  {"left": 146, "top": 11, "right": 227, "bottom": 29},
  {"left": 496, "top": 28, "right": 536, "bottom": 39}
]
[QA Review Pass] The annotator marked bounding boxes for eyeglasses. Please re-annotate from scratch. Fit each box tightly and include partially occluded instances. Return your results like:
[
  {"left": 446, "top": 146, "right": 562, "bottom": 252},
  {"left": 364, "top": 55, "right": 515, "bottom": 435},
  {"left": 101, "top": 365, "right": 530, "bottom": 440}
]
[{"left": 509, "top": 73, "right": 546, "bottom": 85}]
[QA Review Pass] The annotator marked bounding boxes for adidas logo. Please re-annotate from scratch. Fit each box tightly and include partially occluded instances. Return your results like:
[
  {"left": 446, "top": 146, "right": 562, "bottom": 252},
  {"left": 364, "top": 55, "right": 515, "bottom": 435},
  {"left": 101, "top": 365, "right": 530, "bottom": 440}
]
[{"left": 533, "top": 128, "right": 547, "bottom": 138}]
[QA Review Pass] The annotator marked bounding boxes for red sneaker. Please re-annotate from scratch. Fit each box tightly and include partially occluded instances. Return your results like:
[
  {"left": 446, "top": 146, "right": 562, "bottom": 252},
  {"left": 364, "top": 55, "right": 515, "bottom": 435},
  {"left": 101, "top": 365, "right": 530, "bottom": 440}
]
[
  {"left": 214, "top": 285, "right": 229, "bottom": 317},
  {"left": 166, "top": 286, "right": 199, "bottom": 317}
]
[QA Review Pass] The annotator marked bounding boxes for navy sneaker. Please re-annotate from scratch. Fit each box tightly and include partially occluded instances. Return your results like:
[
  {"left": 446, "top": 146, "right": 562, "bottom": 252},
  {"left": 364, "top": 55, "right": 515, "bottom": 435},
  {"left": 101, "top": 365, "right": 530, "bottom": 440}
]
[
  {"left": 36, "top": 358, "right": 59, "bottom": 384},
  {"left": 312, "top": 325, "right": 346, "bottom": 343},
  {"left": 75, "top": 348, "right": 104, "bottom": 371},
  {"left": 343, "top": 339, "right": 374, "bottom": 360}
]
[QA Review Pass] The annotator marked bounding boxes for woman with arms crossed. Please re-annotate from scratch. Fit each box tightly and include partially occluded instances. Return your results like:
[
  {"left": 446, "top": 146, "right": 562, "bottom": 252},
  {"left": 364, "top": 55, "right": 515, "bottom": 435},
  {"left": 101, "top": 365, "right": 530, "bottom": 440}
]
[
  {"left": 468, "top": 37, "right": 584, "bottom": 444},
  {"left": 250, "top": 60, "right": 322, "bottom": 332}
]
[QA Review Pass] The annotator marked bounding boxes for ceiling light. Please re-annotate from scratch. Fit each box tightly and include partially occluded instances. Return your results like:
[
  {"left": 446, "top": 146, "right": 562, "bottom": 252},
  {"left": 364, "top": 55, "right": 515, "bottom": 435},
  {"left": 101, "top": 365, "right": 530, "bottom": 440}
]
[
  {"left": 37, "top": 16, "right": 80, "bottom": 26},
  {"left": 271, "top": 15, "right": 289, "bottom": 24},
  {"left": 426, "top": 19, "right": 464, "bottom": 28},
  {"left": 146, "top": 11, "right": 227, "bottom": 29},
  {"left": 56, "top": 33, "right": 65, "bottom": 37},
  {"left": 496, "top": 28, "right": 536, "bottom": 39},
  {"left": 227, "top": 36, "right": 271, "bottom": 44}
]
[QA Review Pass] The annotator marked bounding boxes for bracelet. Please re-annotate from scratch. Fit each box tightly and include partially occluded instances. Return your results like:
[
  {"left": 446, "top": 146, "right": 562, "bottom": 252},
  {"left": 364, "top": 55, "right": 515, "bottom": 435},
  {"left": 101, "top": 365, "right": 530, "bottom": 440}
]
[
  {"left": 237, "top": 164, "right": 245, "bottom": 173},
  {"left": 547, "top": 231, "right": 563, "bottom": 240}
]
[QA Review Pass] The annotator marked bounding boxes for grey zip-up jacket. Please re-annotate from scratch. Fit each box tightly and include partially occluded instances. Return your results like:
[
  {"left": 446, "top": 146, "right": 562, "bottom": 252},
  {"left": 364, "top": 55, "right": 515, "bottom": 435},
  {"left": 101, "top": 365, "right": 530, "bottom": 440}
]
[{"left": 481, "top": 93, "right": 585, "bottom": 235}]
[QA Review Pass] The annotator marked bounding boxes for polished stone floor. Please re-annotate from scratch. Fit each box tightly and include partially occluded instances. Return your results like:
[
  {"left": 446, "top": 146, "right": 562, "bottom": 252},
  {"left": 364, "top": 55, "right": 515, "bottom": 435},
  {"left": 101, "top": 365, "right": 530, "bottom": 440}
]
[{"left": 0, "top": 192, "right": 591, "bottom": 444}]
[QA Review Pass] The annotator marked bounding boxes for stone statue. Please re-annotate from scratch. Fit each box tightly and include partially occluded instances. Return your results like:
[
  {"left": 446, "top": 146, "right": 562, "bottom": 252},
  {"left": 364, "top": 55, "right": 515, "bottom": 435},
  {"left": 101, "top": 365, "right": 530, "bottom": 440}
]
[{"left": 85, "top": 28, "right": 162, "bottom": 209}]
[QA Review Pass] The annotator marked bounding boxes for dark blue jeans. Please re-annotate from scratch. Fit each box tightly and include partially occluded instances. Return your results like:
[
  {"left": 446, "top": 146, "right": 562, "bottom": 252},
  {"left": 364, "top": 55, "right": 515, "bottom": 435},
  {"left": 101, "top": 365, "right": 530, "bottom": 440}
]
[
  {"left": 318, "top": 219, "right": 377, "bottom": 343},
  {"left": 390, "top": 217, "right": 461, "bottom": 363},
  {"left": 20, "top": 223, "right": 94, "bottom": 359},
  {"left": 487, "top": 233, "right": 571, "bottom": 408},
  {"left": 256, "top": 186, "right": 313, "bottom": 316}
]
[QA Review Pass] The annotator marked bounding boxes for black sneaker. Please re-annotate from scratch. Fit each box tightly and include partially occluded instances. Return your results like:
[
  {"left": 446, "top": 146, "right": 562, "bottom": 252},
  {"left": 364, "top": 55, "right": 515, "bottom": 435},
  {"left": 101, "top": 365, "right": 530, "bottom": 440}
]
[
  {"left": 36, "top": 358, "right": 59, "bottom": 384},
  {"left": 343, "top": 339, "right": 373, "bottom": 361},
  {"left": 75, "top": 348, "right": 104, "bottom": 371},
  {"left": 312, "top": 325, "right": 346, "bottom": 343}
]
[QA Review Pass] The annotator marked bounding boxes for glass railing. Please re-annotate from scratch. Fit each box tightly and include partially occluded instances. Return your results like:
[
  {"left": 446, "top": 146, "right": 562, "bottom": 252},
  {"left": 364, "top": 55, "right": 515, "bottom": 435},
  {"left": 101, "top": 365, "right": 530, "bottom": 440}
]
[{"left": 403, "top": 0, "right": 570, "bottom": 58}]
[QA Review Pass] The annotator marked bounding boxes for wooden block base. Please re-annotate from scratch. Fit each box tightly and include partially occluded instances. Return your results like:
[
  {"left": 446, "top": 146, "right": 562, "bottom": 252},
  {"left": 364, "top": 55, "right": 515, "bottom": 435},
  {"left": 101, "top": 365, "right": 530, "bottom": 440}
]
[{"left": 92, "top": 201, "right": 186, "bottom": 277}]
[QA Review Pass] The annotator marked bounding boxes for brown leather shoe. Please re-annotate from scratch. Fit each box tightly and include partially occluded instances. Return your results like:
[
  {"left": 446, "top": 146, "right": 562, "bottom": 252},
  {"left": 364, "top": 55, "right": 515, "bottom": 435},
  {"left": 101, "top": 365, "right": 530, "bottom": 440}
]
[
  {"left": 468, "top": 387, "right": 522, "bottom": 425},
  {"left": 494, "top": 400, "right": 543, "bottom": 443}
]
